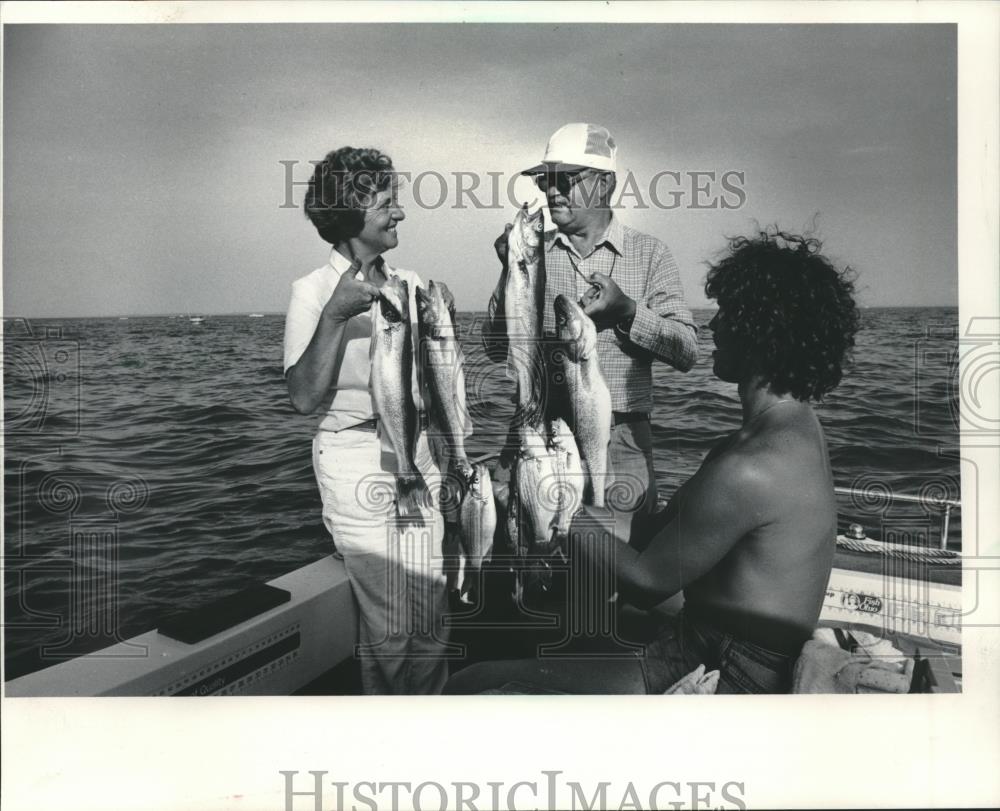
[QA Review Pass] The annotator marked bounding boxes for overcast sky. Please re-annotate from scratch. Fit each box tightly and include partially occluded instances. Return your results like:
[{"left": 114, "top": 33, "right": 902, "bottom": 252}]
[{"left": 3, "top": 23, "right": 956, "bottom": 317}]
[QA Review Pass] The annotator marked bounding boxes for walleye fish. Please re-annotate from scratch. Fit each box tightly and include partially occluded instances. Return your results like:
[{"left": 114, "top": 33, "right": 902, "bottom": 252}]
[
  {"left": 370, "top": 274, "right": 426, "bottom": 521},
  {"left": 554, "top": 294, "right": 612, "bottom": 507},
  {"left": 415, "top": 279, "right": 473, "bottom": 597},
  {"left": 504, "top": 203, "right": 546, "bottom": 425},
  {"left": 415, "top": 280, "right": 472, "bottom": 484},
  {"left": 458, "top": 463, "right": 497, "bottom": 604},
  {"left": 514, "top": 417, "right": 583, "bottom": 556}
]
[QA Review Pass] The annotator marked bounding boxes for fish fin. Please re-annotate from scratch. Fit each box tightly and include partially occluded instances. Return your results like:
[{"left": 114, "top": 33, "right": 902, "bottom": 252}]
[
  {"left": 542, "top": 418, "right": 559, "bottom": 451},
  {"left": 368, "top": 313, "right": 378, "bottom": 364},
  {"left": 443, "top": 523, "right": 463, "bottom": 594},
  {"left": 446, "top": 460, "right": 471, "bottom": 519},
  {"left": 506, "top": 490, "right": 524, "bottom": 557},
  {"left": 471, "top": 463, "right": 488, "bottom": 498},
  {"left": 426, "top": 432, "right": 450, "bottom": 475},
  {"left": 460, "top": 573, "right": 480, "bottom": 607},
  {"left": 414, "top": 313, "right": 431, "bottom": 403},
  {"left": 395, "top": 475, "right": 428, "bottom": 524},
  {"left": 367, "top": 322, "right": 377, "bottom": 407},
  {"left": 549, "top": 528, "right": 569, "bottom": 560},
  {"left": 511, "top": 568, "right": 524, "bottom": 605}
]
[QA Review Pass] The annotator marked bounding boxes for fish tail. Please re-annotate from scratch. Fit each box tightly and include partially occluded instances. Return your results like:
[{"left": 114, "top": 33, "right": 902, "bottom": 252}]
[
  {"left": 527, "top": 389, "right": 547, "bottom": 429},
  {"left": 550, "top": 528, "right": 570, "bottom": 559},
  {"left": 579, "top": 459, "right": 598, "bottom": 507},
  {"left": 395, "top": 474, "right": 428, "bottom": 524},
  {"left": 443, "top": 523, "right": 463, "bottom": 593}
]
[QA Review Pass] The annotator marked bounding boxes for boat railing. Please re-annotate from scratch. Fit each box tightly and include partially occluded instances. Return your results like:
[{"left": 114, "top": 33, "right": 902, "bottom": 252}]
[
  {"left": 832, "top": 486, "right": 960, "bottom": 551},
  {"left": 469, "top": 452, "right": 961, "bottom": 552}
]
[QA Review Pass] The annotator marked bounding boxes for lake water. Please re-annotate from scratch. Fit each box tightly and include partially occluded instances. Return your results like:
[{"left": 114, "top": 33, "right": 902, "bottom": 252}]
[{"left": 3, "top": 307, "right": 960, "bottom": 678}]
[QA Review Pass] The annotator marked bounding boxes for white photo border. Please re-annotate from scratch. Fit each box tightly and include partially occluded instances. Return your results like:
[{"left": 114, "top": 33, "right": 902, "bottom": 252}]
[{"left": 1, "top": 2, "right": 997, "bottom": 810}]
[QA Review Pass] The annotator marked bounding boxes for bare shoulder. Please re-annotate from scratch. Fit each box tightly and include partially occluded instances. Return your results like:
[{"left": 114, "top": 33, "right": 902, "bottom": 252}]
[
  {"left": 687, "top": 440, "right": 779, "bottom": 514},
  {"left": 698, "top": 411, "right": 825, "bottom": 502},
  {"left": 737, "top": 407, "right": 832, "bottom": 501},
  {"left": 747, "top": 405, "right": 828, "bottom": 461}
]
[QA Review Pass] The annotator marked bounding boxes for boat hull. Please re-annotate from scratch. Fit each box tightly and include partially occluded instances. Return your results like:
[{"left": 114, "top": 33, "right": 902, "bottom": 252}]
[
  {"left": 822, "top": 565, "right": 961, "bottom": 650},
  {"left": 5, "top": 556, "right": 357, "bottom": 697}
]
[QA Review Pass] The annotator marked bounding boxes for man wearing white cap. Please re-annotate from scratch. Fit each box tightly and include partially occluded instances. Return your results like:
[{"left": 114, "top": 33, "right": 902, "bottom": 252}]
[{"left": 484, "top": 123, "right": 699, "bottom": 541}]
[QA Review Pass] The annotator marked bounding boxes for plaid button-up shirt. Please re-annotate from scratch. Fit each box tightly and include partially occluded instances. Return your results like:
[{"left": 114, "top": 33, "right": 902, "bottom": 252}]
[{"left": 483, "top": 215, "right": 699, "bottom": 413}]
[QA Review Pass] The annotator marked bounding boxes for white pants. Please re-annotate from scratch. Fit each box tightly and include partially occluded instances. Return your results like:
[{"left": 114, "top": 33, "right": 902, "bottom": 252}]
[{"left": 312, "top": 427, "right": 450, "bottom": 695}]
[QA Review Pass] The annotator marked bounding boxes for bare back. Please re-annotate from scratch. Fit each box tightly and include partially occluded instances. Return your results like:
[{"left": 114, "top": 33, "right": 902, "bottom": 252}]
[{"left": 680, "top": 404, "right": 836, "bottom": 637}]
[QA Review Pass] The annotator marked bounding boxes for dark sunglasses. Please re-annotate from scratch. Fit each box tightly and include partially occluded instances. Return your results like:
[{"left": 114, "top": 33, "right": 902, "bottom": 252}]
[{"left": 533, "top": 169, "right": 597, "bottom": 194}]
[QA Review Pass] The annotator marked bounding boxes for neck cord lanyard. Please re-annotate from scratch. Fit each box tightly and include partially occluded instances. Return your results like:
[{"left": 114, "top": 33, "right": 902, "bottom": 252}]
[{"left": 566, "top": 245, "right": 618, "bottom": 288}]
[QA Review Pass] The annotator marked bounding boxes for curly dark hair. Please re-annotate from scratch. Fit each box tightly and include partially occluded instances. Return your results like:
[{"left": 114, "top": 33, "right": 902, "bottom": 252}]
[
  {"left": 303, "top": 146, "right": 395, "bottom": 245},
  {"left": 704, "top": 229, "right": 860, "bottom": 400}
]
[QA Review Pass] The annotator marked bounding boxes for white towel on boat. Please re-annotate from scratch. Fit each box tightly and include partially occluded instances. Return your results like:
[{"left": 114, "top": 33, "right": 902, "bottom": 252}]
[
  {"left": 793, "top": 631, "right": 913, "bottom": 693},
  {"left": 664, "top": 664, "right": 720, "bottom": 694}
]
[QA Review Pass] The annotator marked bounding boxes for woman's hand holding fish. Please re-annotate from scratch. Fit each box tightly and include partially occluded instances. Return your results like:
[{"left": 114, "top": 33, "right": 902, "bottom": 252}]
[
  {"left": 581, "top": 272, "right": 636, "bottom": 331},
  {"left": 324, "top": 261, "right": 381, "bottom": 323}
]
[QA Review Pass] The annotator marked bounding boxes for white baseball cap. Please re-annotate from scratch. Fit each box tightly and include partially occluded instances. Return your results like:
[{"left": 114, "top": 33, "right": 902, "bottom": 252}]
[{"left": 521, "top": 122, "right": 618, "bottom": 175}]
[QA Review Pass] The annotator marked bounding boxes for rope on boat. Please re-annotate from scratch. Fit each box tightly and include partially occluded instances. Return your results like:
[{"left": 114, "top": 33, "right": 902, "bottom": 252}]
[{"left": 836, "top": 535, "right": 961, "bottom": 565}]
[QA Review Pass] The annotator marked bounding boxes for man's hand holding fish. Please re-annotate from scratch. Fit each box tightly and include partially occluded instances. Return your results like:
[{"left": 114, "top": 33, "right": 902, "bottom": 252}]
[{"left": 580, "top": 271, "right": 637, "bottom": 332}]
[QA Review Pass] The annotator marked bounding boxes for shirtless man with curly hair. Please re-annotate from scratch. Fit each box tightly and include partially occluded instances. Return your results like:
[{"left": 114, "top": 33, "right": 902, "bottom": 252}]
[{"left": 446, "top": 230, "right": 860, "bottom": 694}]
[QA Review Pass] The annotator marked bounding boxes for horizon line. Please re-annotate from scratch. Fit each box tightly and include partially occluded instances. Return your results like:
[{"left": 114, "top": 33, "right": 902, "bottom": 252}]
[{"left": 2, "top": 303, "right": 961, "bottom": 320}]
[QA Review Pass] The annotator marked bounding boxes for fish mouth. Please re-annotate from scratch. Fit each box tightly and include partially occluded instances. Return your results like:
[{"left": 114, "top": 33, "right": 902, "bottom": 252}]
[
  {"left": 517, "top": 202, "right": 544, "bottom": 227},
  {"left": 527, "top": 207, "right": 544, "bottom": 234},
  {"left": 414, "top": 284, "right": 430, "bottom": 306},
  {"left": 379, "top": 296, "right": 404, "bottom": 323},
  {"left": 379, "top": 278, "right": 407, "bottom": 322},
  {"left": 553, "top": 294, "right": 576, "bottom": 325}
]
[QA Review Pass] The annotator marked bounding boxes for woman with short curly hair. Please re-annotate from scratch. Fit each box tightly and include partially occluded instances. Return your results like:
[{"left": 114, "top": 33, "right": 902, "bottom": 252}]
[
  {"left": 283, "top": 146, "right": 454, "bottom": 694},
  {"left": 302, "top": 146, "right": 396, "bottom": 246},
  {"left": 446, "top": 228, "right": 860, "bottom": 695}
]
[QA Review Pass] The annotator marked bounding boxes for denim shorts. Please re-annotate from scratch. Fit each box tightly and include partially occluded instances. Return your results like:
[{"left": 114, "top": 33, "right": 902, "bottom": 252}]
[{"left": 641, "top": 608, "right": 800, "bottom": 694}]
